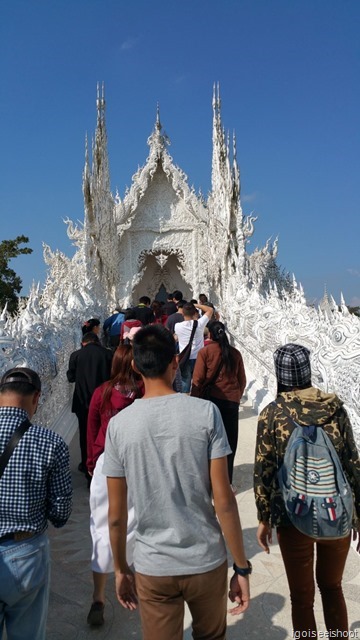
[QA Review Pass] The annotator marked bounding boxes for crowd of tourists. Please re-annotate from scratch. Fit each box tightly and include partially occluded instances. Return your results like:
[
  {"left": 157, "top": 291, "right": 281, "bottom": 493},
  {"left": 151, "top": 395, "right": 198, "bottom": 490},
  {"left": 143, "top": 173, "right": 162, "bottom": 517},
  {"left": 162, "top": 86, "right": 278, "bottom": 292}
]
[{"left": 0, "top": 288, "right": 359, "bottom": 640}]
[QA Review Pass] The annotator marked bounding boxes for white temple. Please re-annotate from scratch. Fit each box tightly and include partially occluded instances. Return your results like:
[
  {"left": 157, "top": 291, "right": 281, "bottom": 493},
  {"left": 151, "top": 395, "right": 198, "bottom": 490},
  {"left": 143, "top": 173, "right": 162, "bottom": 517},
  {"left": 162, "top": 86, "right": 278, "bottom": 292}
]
[{"left": 1, "top": 83, "right": 359, "bottom": 449}]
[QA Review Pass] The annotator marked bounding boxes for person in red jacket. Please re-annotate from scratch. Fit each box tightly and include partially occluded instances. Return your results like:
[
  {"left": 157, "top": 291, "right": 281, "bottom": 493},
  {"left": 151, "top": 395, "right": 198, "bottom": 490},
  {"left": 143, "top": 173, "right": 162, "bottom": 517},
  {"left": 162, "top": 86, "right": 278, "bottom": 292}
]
[
  {"left": 120, "top": 309, "right": 143, "bottom": 343},
  {"left": 86, "top": 345, "right": 143, "bottom": 626}
]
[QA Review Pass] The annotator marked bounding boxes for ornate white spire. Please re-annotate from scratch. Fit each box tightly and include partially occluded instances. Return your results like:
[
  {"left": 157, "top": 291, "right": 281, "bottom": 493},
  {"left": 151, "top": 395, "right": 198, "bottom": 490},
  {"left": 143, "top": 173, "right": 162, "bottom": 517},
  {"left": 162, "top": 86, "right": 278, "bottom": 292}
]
[
  {"left": 81, "top": 84, "right": 117, "bottom": 302},
  {"left": 156, "top": 102, "right": 161, "bottom": 130},
  {"left": 82, "top": 133, "right": 93, "bottom": 220},
  {"left": 93, "top": 82, "right": 110, "bottom": 190},
  {"left": 147, "top": 104, "right": 171, "bottom": 157},
  {"left": 96, "top": 81, "right": 105, "bottom": 125},
  {"left": 232, "top": 130, "right": 241, "bottom": 201},
  {"left": 211, "top": 82, "right": 223, "bottom": 196},
  {"left": 211, "top": 82, "right": 232, "bottom": 229}
]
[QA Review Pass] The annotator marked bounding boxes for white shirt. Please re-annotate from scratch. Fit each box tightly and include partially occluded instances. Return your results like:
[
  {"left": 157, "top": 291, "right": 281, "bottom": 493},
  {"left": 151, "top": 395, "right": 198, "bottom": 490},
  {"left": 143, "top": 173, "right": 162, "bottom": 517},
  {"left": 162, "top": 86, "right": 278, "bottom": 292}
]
[{"left": 175, "top": 314, "right": 210, "bottom": 360}]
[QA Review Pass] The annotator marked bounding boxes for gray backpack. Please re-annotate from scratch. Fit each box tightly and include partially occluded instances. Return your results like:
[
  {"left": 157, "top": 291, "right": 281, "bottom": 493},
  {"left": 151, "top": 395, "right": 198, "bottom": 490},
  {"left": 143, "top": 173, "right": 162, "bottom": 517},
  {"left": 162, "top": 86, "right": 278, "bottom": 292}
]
[{"left": 278, "top": 421, "right": 353, "bottom": 539}]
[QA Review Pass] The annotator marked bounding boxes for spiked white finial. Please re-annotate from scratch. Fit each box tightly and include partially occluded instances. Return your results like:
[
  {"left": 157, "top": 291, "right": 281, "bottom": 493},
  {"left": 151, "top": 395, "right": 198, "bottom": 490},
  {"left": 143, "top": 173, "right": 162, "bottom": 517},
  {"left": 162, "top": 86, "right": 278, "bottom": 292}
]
[{"left": 156, "top": 103, "right": 161, "bottom": 130}]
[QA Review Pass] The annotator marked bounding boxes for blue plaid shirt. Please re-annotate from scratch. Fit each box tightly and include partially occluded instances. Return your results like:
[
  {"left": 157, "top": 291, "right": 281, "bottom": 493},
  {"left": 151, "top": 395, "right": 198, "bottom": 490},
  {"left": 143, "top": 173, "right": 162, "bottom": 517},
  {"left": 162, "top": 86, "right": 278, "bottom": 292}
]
[{"left": 0, "top": 406, "right": 72, "bottom": 536}]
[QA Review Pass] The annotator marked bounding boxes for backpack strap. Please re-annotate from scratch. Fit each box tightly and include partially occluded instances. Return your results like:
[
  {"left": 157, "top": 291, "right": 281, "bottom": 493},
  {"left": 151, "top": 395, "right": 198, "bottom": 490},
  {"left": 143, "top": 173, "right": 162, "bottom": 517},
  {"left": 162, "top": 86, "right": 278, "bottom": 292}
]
[
  {"left": 178, "top": 320, "right": 198, "bottom": 361},
  {"left": 0, "top": 418, "right": 32, "bottom": 480}
]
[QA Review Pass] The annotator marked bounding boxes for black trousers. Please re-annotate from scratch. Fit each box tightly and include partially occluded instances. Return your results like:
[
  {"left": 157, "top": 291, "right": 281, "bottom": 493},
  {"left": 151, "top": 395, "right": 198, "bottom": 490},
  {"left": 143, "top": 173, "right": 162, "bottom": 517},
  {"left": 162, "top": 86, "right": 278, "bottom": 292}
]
[
  {"left": 75, "top": 406, "right": 89, "bottom": 468},
  {"left": 209, "top": 397, "right": 239, "bottom": 484}
]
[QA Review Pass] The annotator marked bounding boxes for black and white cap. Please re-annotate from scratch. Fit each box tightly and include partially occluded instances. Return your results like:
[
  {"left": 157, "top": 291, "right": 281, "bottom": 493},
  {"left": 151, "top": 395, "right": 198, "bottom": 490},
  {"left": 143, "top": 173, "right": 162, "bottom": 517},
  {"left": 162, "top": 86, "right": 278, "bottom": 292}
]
[
  {"left": 273, "top": 343, "right": 311, "bottom": 388},
  {"left": 0, "top": 367, "right": 41, "bottom": 392}
]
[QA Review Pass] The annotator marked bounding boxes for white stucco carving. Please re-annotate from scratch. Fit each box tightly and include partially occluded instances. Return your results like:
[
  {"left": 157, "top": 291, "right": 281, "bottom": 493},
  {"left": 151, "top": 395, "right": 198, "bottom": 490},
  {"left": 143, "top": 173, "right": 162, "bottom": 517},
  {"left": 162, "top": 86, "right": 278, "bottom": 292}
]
[{"left": 0, "top": 82, "right": 359, "bottom": 451}]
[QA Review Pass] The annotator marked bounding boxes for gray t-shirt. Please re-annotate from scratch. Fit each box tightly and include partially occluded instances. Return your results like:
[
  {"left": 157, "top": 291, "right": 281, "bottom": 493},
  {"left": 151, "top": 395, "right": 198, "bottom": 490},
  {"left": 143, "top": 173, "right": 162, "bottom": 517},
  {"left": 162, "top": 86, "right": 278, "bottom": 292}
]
[{"left": 103, "top": 393, "right": 232, "bottom": 576}]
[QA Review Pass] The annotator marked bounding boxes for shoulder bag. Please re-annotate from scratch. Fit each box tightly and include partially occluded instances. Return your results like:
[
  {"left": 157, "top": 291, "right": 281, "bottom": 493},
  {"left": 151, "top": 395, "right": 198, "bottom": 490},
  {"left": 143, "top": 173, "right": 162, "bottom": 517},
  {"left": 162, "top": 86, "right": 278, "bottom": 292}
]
[
  {"left": 178, "top": 320, "right": 198, "bottom": 372},
  {"left": 0, "top": 418, "right": 31, "bottom": 480}
]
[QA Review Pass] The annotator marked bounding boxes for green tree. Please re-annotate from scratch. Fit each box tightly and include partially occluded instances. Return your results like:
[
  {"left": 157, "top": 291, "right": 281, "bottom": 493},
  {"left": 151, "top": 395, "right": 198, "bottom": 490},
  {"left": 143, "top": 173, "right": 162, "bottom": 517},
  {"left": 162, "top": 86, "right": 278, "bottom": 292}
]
[
  {"left": 348, "top": 306, "right": 360, "bottom": 318},
  {"left": 0, "top": 235, "right": 33, "bottom": 314}
]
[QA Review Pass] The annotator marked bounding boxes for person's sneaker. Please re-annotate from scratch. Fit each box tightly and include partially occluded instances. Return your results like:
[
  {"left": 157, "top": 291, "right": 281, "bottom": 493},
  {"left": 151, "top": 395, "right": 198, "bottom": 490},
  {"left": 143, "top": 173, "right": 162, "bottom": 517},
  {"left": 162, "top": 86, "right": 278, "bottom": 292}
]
[{"left": 87, "top": 601, "right": 105, "bottom": 626}]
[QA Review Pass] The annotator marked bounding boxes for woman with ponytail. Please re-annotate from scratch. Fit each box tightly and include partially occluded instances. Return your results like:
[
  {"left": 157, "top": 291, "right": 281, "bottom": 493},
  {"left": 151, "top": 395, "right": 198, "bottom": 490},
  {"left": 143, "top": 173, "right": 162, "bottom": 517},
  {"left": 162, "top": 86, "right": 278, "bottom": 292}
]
[{"left": 191, "top": 321, "right": 246, "bottom": 486}]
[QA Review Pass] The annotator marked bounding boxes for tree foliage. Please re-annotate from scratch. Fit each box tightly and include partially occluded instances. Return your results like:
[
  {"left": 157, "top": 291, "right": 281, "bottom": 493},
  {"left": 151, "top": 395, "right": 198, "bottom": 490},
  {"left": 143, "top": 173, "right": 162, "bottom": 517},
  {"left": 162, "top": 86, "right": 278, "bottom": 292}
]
[
  {"left": 348, "top": 306, "right": 360, "bottom": 318},
  {"left": 0, "top": 236, "right": 33, "bottom": 314}
]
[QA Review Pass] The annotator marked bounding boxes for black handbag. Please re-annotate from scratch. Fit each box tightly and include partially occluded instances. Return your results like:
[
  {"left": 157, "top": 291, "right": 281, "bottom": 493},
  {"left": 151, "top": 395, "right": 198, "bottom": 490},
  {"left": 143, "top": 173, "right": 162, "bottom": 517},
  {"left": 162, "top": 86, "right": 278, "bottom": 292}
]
[
  {"left": 0, "top": 418, "right": 31, "bottom": 479},
  {"left": 178, "top": 321, "right": 198, "bottom": 372}
]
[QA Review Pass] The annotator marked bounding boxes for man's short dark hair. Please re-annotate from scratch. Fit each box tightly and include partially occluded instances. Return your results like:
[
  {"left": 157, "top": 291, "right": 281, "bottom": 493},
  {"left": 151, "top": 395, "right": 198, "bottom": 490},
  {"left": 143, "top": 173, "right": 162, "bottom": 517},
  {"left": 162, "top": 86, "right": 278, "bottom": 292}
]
[
  {"left": 82, "top": 332, "right": 100, "bottom": 345},
  {"left": 173, "top": 290, "right": 183, "bottom": 303},
  {"left": 132, "top": 325, "right": 176, "bottom": 378},
  {"left": 139, "top": 296, "right": 151, "bottom": 306},
  {"left": 183, "top": 303, "right": 197, "bottom": 318},
  {"left": 0, "top": 367, "right": 41, "bottom": 396},
  {"left": 124, "top": 308, "right": 137, "bottom": 320},
  {"left": 176, "top": 300, "right": 186, "bottom": 309}
]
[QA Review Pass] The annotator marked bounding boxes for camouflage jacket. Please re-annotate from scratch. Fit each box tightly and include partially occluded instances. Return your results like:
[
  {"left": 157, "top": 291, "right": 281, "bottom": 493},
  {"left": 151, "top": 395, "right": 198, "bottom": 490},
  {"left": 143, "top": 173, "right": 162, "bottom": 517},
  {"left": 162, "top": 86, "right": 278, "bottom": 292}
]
[{"left": 254, "top": 386, "right": 360, "bottom": 527}]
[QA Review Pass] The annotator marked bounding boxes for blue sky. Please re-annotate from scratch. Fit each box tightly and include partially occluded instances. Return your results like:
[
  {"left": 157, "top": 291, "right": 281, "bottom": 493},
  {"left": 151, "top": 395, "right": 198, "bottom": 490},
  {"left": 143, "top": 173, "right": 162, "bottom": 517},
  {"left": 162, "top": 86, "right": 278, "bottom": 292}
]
[{"left": 1, "top": 0, "right": 359, "bottom": 306}]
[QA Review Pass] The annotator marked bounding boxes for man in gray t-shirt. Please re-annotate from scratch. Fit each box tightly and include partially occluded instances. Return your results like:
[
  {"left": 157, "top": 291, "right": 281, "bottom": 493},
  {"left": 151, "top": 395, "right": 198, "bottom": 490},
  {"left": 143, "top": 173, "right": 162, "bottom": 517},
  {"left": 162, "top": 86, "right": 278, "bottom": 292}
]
[{"left": 103, "top": 325, "right": 250, "bottom": 640}]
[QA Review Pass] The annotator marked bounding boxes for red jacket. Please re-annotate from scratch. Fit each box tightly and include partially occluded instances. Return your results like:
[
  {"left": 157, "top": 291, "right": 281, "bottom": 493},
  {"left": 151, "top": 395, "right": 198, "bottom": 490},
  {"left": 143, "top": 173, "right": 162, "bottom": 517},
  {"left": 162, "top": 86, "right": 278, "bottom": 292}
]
[
  {"left": 87, "top": 383, "right": 142, "bottom": 474},
  {"left": 120, "top": 320, "right": 142, "bottom": 340}
]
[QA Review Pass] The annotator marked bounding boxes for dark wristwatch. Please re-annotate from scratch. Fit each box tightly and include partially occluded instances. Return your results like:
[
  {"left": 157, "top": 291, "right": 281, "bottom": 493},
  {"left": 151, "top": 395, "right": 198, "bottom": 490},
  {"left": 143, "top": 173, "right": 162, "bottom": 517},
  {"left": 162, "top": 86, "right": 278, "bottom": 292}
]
[{"left": 233, "top": 560, "right": 252, "bottom": 576}]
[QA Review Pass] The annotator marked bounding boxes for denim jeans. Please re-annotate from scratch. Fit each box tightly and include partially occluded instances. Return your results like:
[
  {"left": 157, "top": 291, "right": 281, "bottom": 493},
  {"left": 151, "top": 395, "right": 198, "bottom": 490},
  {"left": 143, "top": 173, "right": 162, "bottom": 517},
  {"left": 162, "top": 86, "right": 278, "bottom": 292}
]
[
  {"left": 0, "top": 532, "right": 50, "bottom": 640},
  {"left": 180, "top": 359, "right": 196, "bottom": 393}
]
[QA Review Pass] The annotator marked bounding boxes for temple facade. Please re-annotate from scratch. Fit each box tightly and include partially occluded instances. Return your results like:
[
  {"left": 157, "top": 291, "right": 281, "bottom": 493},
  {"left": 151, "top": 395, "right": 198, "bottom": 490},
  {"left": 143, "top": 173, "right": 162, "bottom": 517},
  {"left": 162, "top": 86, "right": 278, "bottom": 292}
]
[
  {"left": 0, "top": 84, "right": 359, "bottom": 449},
  {"left": 78, "top": 83, "right": 282, "bottom": 310}
]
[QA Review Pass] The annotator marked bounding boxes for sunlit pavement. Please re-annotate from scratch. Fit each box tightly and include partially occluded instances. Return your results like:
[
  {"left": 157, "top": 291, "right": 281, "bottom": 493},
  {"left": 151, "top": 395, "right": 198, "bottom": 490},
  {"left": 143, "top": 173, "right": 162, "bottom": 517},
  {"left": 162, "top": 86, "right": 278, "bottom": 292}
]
[{"left": 47, "top": 399, "right": 360, "bottom": 639}]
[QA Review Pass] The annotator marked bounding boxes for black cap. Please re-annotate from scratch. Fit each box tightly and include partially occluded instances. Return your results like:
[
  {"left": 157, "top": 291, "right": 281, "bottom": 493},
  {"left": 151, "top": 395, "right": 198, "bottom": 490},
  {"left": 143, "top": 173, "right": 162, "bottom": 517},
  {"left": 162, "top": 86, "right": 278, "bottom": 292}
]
[{"left": 0, "top": 367, "right": 41, "bottom": 392}]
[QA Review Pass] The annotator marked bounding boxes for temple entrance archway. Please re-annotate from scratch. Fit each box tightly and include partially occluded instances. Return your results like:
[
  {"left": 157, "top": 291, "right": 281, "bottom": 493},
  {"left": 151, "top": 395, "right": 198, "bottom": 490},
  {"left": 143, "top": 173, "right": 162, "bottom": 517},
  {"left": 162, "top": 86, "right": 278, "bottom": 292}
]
[{"left": 131, "top": 251, "right": 192, "bottom": 303}]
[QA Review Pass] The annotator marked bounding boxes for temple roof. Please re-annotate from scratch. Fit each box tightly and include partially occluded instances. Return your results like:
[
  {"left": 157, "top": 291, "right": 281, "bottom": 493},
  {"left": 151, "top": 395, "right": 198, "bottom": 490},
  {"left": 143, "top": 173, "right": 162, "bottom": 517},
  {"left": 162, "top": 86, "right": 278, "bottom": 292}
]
[{"left": 115, "top": 107, "right": 207, "bottom": 226}]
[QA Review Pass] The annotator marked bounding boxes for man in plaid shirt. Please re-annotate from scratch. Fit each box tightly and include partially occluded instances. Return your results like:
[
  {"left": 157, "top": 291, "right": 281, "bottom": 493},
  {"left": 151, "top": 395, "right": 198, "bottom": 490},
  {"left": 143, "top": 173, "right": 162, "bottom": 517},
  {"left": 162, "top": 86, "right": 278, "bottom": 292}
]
[{"left": 0, "top": 367, "right": 72, "bottom": 640}]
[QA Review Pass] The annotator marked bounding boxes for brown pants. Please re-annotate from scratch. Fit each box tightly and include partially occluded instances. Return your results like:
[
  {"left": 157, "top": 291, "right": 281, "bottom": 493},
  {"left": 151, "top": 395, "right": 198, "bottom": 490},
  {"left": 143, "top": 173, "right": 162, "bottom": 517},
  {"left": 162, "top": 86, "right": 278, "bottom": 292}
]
[
  {"left": 135, "top": 561, "right": 228, "bottom": 640},
  {"left": 277, "top": 525, "right": 351, "bottom": 635}
]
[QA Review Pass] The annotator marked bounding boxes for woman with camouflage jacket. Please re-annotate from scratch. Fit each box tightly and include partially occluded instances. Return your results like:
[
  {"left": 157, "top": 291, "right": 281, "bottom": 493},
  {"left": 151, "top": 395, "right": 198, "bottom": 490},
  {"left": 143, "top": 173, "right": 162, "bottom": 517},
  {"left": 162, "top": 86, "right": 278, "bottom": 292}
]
[{"left": 254, "top": 343, "right": 360, "bottom": 636}]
